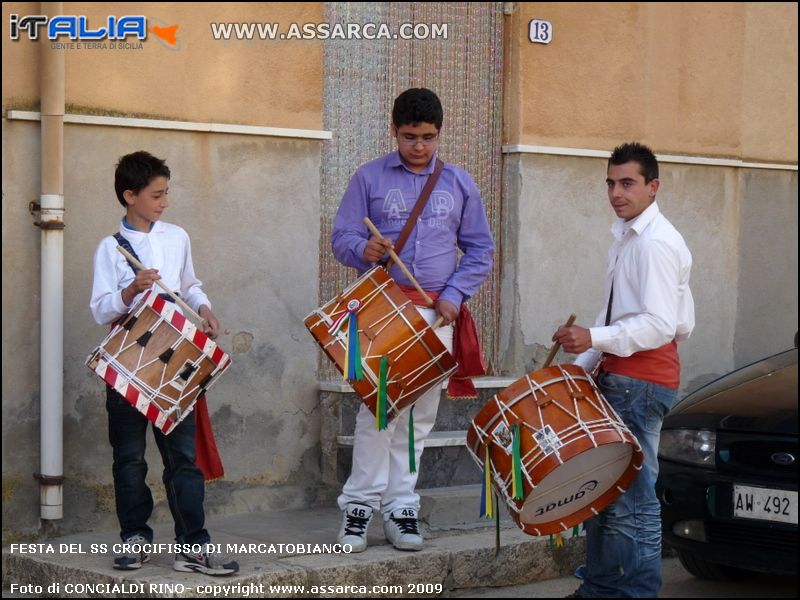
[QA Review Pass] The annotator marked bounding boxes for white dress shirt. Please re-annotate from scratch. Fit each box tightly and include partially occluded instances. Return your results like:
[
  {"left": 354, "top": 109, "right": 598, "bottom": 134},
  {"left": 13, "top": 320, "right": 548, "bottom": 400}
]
[
  {"left": 575, "top": 201, "right": 695, "bottom": 373},
  {"left": 90, "top": 219, "right": 210, "bottom": 326}
]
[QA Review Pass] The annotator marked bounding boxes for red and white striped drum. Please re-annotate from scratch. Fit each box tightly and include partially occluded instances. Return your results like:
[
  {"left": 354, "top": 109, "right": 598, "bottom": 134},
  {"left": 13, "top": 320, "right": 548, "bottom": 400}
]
[
  {"left": 467, "top": 364, "right": 643, "bottom": 536},
  {"left": 305, "top": 266, "right": 457, "bottom": 422},
  {"left": 86, "top": 290, "right": 232, "bottom": 434}
]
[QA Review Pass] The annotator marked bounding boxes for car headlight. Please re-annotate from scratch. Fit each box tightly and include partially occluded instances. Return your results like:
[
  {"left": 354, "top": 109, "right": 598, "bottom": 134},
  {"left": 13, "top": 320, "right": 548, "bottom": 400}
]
[{"left": 658, "top": 429, "right": 716, "bottom": 468}]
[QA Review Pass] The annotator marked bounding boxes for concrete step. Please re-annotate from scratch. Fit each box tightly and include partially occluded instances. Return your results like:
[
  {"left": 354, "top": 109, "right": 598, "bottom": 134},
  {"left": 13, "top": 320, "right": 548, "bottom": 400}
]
[
  {"left": 2, "top": 505, "right": 584, "bottom": 598},
  {"left": 337, "top": 430, "right": 467, "bottom": 448},
  {"left": 419, "top": 484, "right": 513, "bottom": 531},
  {"left": 318, "top": 377, "right": 518, "bottom": 395}
]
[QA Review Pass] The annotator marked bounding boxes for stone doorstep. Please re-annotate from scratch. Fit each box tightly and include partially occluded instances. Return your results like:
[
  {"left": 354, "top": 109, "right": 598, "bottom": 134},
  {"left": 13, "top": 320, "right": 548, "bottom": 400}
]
[
  {"left": 337, "top": 430, "right": 467, "bottom": 448},
  {"left": 2, "top": 523, "right": 585, "bottom": 598},
  {"left": 319, "top": 377, "right": 520, "bottom": 394},
  {"left": 418, "top": 484, "right": 513, "bottom": 531}
]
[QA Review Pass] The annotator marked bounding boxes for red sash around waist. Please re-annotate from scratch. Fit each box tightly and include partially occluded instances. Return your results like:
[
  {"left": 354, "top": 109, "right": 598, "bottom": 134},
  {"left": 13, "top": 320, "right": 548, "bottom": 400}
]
[{"left": 602, "top": 340, "right": 680, "bottom": 389}]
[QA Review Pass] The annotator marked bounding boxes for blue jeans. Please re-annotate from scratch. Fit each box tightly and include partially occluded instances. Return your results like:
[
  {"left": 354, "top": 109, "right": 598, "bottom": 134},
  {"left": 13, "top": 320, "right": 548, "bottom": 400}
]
[
  {"left": 578, "top": 372, "right": 678, "bottom": 598},
  {"left": 106, "top": 386, "right": 209, "bottom": 544}
]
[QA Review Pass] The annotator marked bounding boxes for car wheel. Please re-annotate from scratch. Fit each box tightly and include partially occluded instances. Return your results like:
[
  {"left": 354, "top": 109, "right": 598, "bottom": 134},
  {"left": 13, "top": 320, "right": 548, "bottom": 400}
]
[{"left": 677, "top": 550, "right": 755, "bottom": 580}]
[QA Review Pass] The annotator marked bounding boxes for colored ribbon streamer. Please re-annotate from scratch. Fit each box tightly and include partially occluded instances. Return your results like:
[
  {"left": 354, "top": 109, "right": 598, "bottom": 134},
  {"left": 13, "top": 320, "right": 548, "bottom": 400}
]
[
  {"left": 376, "top": 355, "right": 389, "bottom": 430},
  {"left": 408, "top": 405, "right": 416, "bottom": 473},
  {"left": 480, "top": 445, "right": 494, "bottom": 519},
  {"left": 332, "top": 299, "right": 362, "bottom": 383},
  {"left": 346, "top": 304, "right": 362, "bottom": 381},
  {"left": 327, "top": 309, "right": 350, "bottom": 336},
  {"left": 512, "top": 424, "right": 524, "bottom": 500}
]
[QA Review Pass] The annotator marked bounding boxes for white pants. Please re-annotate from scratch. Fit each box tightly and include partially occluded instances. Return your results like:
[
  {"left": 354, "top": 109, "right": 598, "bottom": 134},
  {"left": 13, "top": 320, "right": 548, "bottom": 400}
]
[{"left": 337, "top": 307, "right": 455, "bottom": 519}]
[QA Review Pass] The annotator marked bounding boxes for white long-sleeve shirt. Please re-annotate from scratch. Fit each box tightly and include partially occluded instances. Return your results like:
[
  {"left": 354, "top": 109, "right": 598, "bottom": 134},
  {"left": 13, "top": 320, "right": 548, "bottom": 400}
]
[
  {"left": 575, "top": 201, "right": 695, "bottom": 373},
  {"left": 90, "top": 219, "right": 211, "bottom": 326}
]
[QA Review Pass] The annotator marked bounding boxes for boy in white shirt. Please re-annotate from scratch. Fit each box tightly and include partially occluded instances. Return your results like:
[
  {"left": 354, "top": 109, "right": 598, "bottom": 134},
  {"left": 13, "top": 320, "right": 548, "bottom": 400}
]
[{"left": 90, "top": 151, "right": 236, "bottom": 576}]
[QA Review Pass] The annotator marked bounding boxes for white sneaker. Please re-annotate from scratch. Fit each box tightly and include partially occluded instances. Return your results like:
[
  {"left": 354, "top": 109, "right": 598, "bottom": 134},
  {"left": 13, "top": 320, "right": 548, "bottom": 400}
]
[
  {"left": 173, "top": 543, "right": 239, "bottom": 576},
  {"left": 338, "top": 502, "right": 373, "bottom": 553},
  {"left": 113, "top": 533, "right": 151, "bottom": 570},
  {"left": 384, "top": 507, "right": 423, "bottom": 551}
]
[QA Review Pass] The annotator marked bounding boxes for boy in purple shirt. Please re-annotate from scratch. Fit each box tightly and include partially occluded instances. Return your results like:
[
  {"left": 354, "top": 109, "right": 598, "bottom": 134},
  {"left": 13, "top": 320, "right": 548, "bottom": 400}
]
[{"left": 332, "top": 88, "right": 494, "bottom": 551}]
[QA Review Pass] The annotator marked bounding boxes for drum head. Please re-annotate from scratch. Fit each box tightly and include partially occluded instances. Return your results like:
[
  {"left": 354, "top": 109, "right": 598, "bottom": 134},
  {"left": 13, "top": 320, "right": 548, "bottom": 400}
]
[{"left": 520, "top": 442, "right": 634, "bottom": 526}]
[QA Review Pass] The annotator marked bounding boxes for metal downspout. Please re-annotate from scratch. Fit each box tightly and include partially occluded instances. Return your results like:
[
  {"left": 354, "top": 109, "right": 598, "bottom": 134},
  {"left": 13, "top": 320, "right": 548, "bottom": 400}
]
[{"left": 37, "top": 1, "right": 65, "bottom": 520}]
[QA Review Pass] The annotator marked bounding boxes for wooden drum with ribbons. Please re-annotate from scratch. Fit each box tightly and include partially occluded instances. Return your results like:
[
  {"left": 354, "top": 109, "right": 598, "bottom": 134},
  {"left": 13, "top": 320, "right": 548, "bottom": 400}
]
[{"left": 467, "top": 364, "right": 643, "bottom": 536}]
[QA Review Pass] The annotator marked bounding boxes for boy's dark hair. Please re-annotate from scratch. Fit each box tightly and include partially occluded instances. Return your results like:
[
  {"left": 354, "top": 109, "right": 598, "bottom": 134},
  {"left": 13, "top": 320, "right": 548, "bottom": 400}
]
[
  {"left": 608, "top": 142, "right": 659, "bottom": 183},
  {"left": 392, "top": 88, "right": 444, "bottom": 130},
  {"left": 114, "top": 151, "right": 171, "bottom": 208}
]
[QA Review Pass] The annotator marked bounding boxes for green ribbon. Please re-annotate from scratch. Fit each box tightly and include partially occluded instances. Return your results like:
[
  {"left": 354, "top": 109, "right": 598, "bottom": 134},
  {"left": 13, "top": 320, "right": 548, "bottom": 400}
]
[
  {"left": 408, "top": 405, "right": 416, "bottom": 473},
  {"left": 376, "top": 355, "right": 388, "bottom": 430},
  {"left": 512, "top": 424, "right": 524, "bottom": 500}
]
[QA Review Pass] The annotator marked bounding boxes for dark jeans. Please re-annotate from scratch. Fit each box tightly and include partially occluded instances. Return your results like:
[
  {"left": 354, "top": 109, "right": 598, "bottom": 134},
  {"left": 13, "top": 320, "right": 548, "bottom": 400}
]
[
  {"left": 106, "top": 386, "right": 209, "bottom": 544},
  {"left": 578, "top": 372, "right": 678, "bottom": 598}
]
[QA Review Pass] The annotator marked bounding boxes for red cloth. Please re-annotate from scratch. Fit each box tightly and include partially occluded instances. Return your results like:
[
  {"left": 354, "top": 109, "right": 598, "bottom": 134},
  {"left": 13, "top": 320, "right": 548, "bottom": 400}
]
[
  {"left": 398, "top": 286, "right": 485, "bottom": 399},
  {"left": 602, "top": 340, "right": 681, "bottom": 390},
  {"left": 194, "top": 395, "right": 225, "bottom": 481}
]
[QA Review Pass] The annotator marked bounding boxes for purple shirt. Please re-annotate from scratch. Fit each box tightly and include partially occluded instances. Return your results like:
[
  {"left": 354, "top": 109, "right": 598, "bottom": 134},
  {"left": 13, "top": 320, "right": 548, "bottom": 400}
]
[{"left": 332, "top": 151, "right": 494, "bottom": 308}]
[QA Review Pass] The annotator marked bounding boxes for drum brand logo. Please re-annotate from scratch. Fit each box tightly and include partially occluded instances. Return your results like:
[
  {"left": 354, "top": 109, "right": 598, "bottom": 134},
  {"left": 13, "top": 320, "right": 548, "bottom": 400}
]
[{"left": 533, "top": 480, "right": 598, "bottom": 517}]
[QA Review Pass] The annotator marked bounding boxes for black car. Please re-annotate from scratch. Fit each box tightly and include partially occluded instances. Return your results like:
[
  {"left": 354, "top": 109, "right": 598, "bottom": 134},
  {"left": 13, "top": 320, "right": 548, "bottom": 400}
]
[{"left": 656, "top": 347, "right": 798, "bottom": 579}]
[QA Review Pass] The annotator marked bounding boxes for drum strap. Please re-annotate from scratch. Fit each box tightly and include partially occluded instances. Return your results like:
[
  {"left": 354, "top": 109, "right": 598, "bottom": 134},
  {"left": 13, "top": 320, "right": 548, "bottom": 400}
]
[
  {"left": 597, "top": 261, "right": 615, "bottom": 375},
  {"left": 387, "top": 158, "right": 444, "bottom": 267},
  {"left": 113, "top": 232, "right": 177, "bottom": 303},
  {"left": 114, "top": 232, "right": 141, "bottom": 274},
  {"left": 604, "top": 256, "right": 617, "bottom": 326}
]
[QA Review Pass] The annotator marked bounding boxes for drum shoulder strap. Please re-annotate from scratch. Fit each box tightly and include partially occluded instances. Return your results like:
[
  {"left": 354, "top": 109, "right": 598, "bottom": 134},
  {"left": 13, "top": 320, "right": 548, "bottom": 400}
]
[
  {"left": 113, "top": 232, "right": 141, "bottom": 274},
  {"left": 392, "top": 158, "right": 444, "bottom": 255},
  {"left": 113, "top": 232, "right": 178, "bottom": 304}
]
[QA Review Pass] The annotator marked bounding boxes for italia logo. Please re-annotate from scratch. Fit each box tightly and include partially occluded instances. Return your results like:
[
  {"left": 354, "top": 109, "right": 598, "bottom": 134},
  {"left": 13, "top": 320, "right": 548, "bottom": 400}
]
[{"left": 9, "top": 14, "right": 147, "bottom": 40}]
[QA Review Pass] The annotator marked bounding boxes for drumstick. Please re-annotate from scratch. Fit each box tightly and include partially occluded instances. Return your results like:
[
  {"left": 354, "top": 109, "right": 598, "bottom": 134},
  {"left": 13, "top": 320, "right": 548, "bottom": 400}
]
[
  {"left": 543, "top": 314, "right": 577, "bottom": 368},
  {"left": 363, "top": 217, "right": 434, "bottom": 307},
  {"left": 115, "top": 245, "right": 205, "bottom": 324}
]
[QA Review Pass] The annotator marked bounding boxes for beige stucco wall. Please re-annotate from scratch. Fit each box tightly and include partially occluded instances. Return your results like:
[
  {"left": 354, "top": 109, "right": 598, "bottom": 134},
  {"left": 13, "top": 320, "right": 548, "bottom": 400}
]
[
  {"left": 500, "top": 152, "right": 797, "bottom": 388},
  {"left": 735, "top": 169, "right": 799, "bottom": 365},
  {"left": 2, "top": 1, "right": 796, "bottom": 539},
  {"left": 2, "top": 119, "right": 324, "bottom": 536},
  {"left": 505, "top": 2, "right": 797, "bottom": 163},
  {"left": 499, "top": 153, "right": 746, "bottom": 393},
  {"left": 500, "top": 2, "right": 798, "bottom": 384},
  {"left": 2, "top": 2, "right": 323, "bottom": 128}
]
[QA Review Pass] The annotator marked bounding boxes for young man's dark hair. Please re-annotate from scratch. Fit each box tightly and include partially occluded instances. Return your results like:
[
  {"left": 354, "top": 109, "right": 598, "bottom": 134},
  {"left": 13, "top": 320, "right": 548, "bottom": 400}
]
[
  {"left": 391, "top": 88, "right": 444, "bottom": 130},
  {"left": 114, "top": 151, "right": 171, "bottom": 208},
  {"left": 608, "top": 142, "right": 659, "bottom": 183}
]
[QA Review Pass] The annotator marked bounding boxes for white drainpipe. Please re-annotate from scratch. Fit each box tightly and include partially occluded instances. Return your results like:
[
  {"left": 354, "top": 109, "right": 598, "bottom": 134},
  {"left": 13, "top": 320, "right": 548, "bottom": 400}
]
[{"left": 37, "top": 1, "right": 65, "bottom": 520}]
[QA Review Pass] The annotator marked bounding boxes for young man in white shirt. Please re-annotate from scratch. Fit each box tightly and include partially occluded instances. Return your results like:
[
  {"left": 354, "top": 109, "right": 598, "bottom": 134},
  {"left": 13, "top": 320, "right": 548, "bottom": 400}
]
[{"left": 553, "top": 142, "right": 695, "bottom": 598}]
